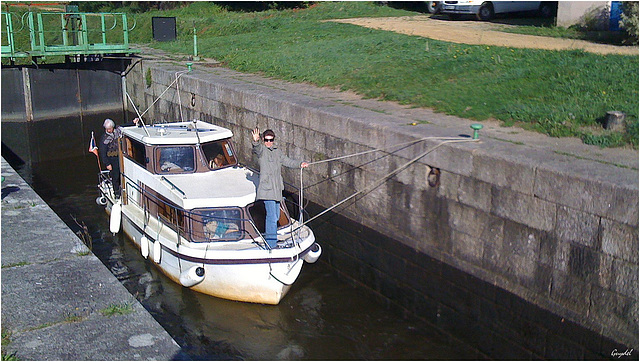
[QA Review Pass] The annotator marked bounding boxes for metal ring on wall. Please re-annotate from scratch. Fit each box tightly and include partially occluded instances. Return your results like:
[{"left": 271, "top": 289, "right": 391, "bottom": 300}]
[{"left": 427, "top": 167, "right": 440, "bottom": 187}]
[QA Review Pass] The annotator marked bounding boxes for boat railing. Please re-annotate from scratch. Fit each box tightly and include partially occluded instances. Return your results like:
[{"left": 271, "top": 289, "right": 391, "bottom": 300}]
[{"left": 118, "top": 174, "right": 302, "bottom": 250}]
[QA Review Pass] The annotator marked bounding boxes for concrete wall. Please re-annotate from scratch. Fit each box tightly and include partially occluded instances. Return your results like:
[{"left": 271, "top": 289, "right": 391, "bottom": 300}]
[
  {"left": 557, "top": 1, "right": 611, "bottom": 29},
  {"left": 126, "top": 61, "right": 638, "bottom": 348}
]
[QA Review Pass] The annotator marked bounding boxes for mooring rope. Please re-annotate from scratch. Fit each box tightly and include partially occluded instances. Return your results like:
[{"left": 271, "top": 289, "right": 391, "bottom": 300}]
[
  {"left": 306, "top": 136, "right": 466, "bottom": 166},
  {"left": 125, "top": 92, "right": 150, "bottom": 136},
  {"left": 296, "top": 137, "right": 478, "bottom": 229},
  {"left": 297, "top": 135, "right": 468, "bottom": 223}
]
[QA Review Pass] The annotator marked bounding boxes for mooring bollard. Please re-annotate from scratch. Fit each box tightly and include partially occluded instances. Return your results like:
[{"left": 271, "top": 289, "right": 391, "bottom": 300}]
[
  {"left": 471, "top": 124, "right": 483, "bottom": 140},
  {"left": 186, "top": 62, "right": 193, "bottom": 72}
]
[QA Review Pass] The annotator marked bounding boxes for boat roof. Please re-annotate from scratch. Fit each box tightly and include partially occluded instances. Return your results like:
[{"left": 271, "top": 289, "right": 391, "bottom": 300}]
[
  {"left": 123, "top": 120, "right": 233, "bottom": 145},
  {"left": 149, "top": 166, "right": 259, "bottom": 209}
]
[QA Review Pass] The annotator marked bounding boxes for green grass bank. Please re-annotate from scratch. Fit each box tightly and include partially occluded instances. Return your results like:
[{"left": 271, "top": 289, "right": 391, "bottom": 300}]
[{"left": 5, "top": 2, "right": 639, "bottom": 148}]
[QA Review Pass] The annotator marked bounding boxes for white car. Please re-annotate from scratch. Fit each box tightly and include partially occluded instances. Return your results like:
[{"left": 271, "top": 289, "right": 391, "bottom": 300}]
[{"left": 440, "top": 1, "right": 556, "bottom": 21}]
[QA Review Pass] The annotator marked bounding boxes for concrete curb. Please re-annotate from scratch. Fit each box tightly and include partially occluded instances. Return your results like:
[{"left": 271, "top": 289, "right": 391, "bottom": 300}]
[{"left": 1, "top": 157, "right": 188, "bottom": 360}]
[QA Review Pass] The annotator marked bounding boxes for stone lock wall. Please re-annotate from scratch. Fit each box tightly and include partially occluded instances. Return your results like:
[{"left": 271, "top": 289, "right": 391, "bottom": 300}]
[{"left": 126, "top": 61, "right": 638, "bottom": 348}]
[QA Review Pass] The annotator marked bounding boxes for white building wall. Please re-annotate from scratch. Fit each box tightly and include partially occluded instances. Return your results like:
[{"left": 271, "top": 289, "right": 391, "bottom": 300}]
[{"left": 557, "top": 1, "right": 612, "bottom": 29}]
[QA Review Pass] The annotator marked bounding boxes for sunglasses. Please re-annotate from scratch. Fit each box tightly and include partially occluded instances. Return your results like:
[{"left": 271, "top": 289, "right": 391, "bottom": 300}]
[{"left": 264, "top": 138, "right": 275, "bottom": 142}]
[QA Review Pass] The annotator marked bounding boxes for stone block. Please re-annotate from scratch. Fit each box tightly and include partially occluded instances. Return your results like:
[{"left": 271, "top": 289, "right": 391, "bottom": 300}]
[
  {"left": 534, "top": 166, "right": 638, "bottom": 226},
  {"left": 601, "top": 218, "right": 638, "bottom": 264},
  {"left": 218, "top": 86, "right": 245, "bottom": 109},
  {"left": 553, "top": 239, "right": 571, "bottom": 273},
  {"left": 448, "top": 202, "right": 501, "bottom": 245},
  {"left": 422, "top": 139, "right": 475, "bottom": 177},
  {"left": 436, "top": 170, "right": 460, "bottom": 201},
  {"left": 537, "top": 230, "right": 558, "bottom": 267},
  {"left": 551, "top": 270, "right": 591, "bottom": 315},
  {"left": 567, "top": 243, "right": 600, "bottom": 284},
  {"left": 407, "top": 212, "right": 432, "bottom": 249},
  {"left": 502, "top": 220, "right": 542, "bottom": 260},
  {"left": 597, "top": 253, "right": 615, "bottom": 291},
  {"left": 612, "top": 259, "right": 638, "bottom": 299},
  {"left": 471, "top": 144, "right": 536, "bottom": 195},
  {"left": 481, "top": 226, "right": 504, "bottom": 272},
  {"left": 458, "top": 176, "right": 492, "bottom": 213},
  {"left": 287, "top": 101, "right": 321, "bottom": 130},
  {"left": 555, "top": 205, "right": 601, "bottom": 248},
  {"left": 451, "top": 230, "right": 484, "bottom": 265},
  {"left": 492, "top": 186, "right": 556, "bottom": 232},
  {"left": 590, "top": 287, "right": 638, "bottom": 347}
]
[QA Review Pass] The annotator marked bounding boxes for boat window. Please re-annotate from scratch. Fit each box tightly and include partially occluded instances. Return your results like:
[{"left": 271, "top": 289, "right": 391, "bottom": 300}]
[
  {"left": 202, "top": 140, "right": 237, "bottom": 169},
  {"left": 155, "top": 195, "right": 185, "bottom": 232},
  {"left": 191, "top": 208, "right": 244, "bottom": 242},
  {"left": 123, "top": 137, "right": 146, "bottom": 167},
  {"left": 156, "top": 146, "right": 195, "bottom": 173}
]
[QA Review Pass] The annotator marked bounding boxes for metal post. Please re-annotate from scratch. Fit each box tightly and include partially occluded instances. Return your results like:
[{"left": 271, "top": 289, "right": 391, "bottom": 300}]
[
  {"left": 36, "top": 13, "right": 45, "bottom": 52},
  {"left": 80, "top": 14, "right": 89, "bottom": 50},
  {"left": 193, "top": 24, "right": 199, "bottom": 61},
  {"left": 122, "top": 14, "right": 129, "bottom": 46},
  {"left": 101, "top": 13, "right": 106, "bottom": 44}
]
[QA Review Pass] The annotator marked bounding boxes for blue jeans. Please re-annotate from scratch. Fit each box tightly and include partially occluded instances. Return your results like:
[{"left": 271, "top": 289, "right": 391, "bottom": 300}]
[{"left": 264, "top": 200, "right": 280, "bottom": 248}]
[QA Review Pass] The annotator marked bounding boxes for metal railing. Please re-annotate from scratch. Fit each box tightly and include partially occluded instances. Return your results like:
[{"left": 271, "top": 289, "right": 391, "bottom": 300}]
[
  {"left": 110, "top": 173, "right": 307, "bottom": 250},
  {"left": 2, "top": 10, "right": 136, "bottom": 60}
]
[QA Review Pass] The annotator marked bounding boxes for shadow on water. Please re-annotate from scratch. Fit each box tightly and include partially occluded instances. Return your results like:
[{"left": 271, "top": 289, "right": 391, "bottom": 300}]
[{"left": 4, "top": 148, "right": 470, "bottom": 360}]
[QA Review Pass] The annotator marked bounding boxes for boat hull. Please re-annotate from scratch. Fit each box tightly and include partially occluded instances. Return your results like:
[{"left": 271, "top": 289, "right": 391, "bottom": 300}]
[{"left": 105, "top": 197, "right": 315, "bottom": 305}]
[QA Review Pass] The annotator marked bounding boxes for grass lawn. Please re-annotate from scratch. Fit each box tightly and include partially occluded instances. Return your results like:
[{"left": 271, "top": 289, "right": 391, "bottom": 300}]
[{"left": 4, "top": 2, "right": 638, "bottom": 148}]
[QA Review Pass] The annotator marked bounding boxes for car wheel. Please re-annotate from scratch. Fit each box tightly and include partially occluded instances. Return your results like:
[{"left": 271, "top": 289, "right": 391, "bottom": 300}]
[
  {"left": 477, "top": 2, "right": 494, "bottom": 21},
  {"left": 427, "top": 1, "right": 442, "bottom": 14}
]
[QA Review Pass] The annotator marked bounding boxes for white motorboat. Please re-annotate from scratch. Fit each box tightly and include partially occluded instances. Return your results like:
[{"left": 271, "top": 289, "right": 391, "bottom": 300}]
[{"left": 96, "top": 120, "right": 321, "bottom": 305}]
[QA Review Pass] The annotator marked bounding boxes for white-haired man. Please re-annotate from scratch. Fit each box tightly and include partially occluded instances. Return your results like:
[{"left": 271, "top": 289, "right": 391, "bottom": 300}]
[{"left": 99, "top": 118, "right": 139, "bottom": 195}]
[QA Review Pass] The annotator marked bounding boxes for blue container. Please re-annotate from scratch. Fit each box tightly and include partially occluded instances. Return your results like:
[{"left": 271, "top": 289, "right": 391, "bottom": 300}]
[{"left": 610, "top": 1, "right": 622, "bottom": 31}]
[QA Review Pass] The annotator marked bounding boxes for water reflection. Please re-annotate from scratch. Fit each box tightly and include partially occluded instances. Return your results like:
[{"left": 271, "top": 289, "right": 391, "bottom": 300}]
[{"left": 11, "top": 152, "right": 470, "bottom": 360}]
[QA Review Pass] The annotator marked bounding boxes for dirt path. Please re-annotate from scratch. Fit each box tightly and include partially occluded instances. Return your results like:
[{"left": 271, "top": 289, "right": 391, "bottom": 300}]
[{"left": 331, "top": 15, "right": 639, "bottom": 55}]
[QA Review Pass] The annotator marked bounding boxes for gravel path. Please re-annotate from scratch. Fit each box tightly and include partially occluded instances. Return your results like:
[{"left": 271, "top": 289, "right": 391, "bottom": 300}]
[{"left": 331, "top": 15, "right": 639, "bottom": 55}]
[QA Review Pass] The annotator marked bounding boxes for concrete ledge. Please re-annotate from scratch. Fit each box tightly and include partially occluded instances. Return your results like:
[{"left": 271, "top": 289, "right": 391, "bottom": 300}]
[{"left": 1, "top": 157, "right": 186, "bottom": 361}]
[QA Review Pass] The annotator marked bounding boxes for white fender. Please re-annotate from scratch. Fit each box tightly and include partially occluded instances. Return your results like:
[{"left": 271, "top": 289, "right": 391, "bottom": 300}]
[
  {"left": 140, "top": 235, "right": 149, "bottom": 259},
  {"left": 153, "top": 239, "right": 161, "bottom": 263},
  {"left": 179, "top": 266, "right": 205, "bottom": 288},
  {"left": 270, "top": 259, "right": 304, "bottom": 286},
  {"left": 96, "top": 196, "right": 107, "bottom": 205},
  {"left": 109, "top": 201, "right": 122, "bottom": 234},
  {"left": 303, "top": 243, "right": 322, "bottom": 264}
]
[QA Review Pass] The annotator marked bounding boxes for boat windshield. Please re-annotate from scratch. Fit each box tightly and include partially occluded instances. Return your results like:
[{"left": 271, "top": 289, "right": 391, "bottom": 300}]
[
  {"left": 190, "top": 208, "right": 244, "bottom": 242},
  {"left": 156, "top": 146, "right": 195, "bottom": 173},
  {"left": 201, "top": 139, "right": 237, "bottom": 169}
]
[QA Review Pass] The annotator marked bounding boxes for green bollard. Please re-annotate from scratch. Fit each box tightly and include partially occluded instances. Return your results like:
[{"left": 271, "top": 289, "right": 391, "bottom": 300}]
[
  {"left": 186, "top": 62, "right": 193, "bottom": 72},
  {"left": 471, "top": 124, "right": 483, "bottom": 140}
]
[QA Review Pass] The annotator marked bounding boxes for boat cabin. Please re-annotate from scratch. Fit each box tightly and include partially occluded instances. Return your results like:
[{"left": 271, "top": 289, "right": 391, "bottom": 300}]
[{"left": 117, "top": 122, "right": 294, "bottom": 245}]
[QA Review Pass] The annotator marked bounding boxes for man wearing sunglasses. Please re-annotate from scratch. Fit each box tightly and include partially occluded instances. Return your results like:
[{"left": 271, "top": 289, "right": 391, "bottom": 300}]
[{"left": 252, "top": 128, "right": 309, "bottom": 248}]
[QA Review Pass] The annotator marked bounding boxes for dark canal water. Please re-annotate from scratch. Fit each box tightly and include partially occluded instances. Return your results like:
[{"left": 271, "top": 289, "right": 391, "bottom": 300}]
[
  {"left": 4, "top": 113, "right": 633, "bottom": 361},
  {"left": 3, "top": 143, "right": 471, "bottom": 359}
]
